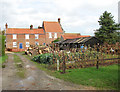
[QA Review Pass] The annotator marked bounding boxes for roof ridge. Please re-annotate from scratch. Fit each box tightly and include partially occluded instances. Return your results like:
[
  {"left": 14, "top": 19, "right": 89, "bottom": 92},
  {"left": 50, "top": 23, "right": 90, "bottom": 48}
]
[
  {"left": 8, "top": 28, "right": 43, "bottom": 30},
  {"left": 8, "top": 28, "right": 29, "bottom": 29},
  {"left": 65, "top": 33, "right": 80, "bottom": 34},
  {"left": 43, "top": 21, "right": 58, "bottom": 23}
]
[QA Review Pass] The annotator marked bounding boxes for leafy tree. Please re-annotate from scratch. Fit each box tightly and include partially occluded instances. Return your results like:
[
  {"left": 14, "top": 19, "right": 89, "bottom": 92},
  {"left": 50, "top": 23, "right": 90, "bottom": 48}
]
[{"left": 95, "top": 11, "right": 119, "bottom": 44}]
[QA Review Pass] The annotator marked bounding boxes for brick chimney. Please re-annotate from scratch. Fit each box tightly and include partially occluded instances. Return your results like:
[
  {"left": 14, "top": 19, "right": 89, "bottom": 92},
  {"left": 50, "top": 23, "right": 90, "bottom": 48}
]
[
  {"left": 58, "top": 18, "right": 60, "bottom": 24},
  {"left": 5, "top": 23, "right": 8, "bottom": 29},
  {"left": 30, "top": 25, "right": 33, "bottom": 30}
]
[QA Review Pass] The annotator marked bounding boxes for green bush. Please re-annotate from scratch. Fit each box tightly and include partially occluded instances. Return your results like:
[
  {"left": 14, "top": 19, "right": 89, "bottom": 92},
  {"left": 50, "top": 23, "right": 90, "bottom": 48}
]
[
  {"left": 32, "top": 53, "right": 54, "bottom": 64},
  {"left": 2, "top": 35, "right": 5, "bottom": 56},
  {"left": 52, "top": 37, "right": 60, "bottom": 43},
  {"left": 0, "top": 35, "right": 5, "bottom": 56}
]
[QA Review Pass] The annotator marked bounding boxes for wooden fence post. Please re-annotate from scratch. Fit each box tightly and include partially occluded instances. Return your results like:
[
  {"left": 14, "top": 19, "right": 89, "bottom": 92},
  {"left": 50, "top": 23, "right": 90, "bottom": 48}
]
[
  {"left": 53, "top": 51, "right": 55, "bottom": 64},
  {"left": 57, "top": 60, "right": 59, "bottom": 71},
  {"left": 62, "top": 52, "right": 66, "bottom": 73}
]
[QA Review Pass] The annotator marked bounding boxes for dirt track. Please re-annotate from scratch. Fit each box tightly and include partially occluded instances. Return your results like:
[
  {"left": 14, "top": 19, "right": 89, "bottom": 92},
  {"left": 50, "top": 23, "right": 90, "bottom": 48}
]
[{"left": 2, "top": 52, "right": 96, "bottom": 90}]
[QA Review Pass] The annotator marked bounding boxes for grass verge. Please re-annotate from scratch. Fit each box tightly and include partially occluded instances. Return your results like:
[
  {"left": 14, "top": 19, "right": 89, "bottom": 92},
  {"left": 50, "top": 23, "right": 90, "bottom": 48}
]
[
  {"left": 23, "top": 53, "right": 119, "bottom": 90},
  {"left": 0, "top": 55, "right": 8, "bottom": 64},
  {"left": 14, "top": 51, "right": 25, "bottom": 53},
  {"left": 14, "top": 54, "right": 26, "bottom": 78},
  {"left": 53, "top": 65, "right": 119, "bottom": 90}
]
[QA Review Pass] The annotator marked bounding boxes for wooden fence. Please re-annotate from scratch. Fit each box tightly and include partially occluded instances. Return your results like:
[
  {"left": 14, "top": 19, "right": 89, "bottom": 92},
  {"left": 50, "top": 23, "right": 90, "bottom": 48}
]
[
  {"left": 49, "top": 47, "right": 119, "bottom": 73},
  {"left": 51, "top": 57, "right": 119, "bottom": 73},
  {"left": 32, "top": 43, "right": 120, "bottom": 73}
]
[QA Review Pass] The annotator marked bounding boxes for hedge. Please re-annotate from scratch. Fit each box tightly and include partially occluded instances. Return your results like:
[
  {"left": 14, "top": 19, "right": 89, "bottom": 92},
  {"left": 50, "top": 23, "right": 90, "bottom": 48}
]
[{"left": 0, "top": 35, "right": 5, "bottom": 56}]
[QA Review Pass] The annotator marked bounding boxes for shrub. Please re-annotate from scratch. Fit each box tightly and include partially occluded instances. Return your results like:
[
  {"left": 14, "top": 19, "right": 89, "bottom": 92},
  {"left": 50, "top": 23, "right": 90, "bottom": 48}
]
[
  {"left": 32, "top": 53, "right": 54, "bottom": 64},
  {"left": 0, "top": 35, "right": 5, "bottom": 56}
]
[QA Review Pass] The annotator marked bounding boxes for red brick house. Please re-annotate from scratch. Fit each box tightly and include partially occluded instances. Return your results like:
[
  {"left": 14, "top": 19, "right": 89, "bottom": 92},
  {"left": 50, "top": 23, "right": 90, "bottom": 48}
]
[
  {"left": 5, "top": 18, "right": 90, "bottom": 52},
  {"left": 43, "top": 18, "right": 64, "bottom": 44},
  {"left": 5, "top": 18, "right": 64, "bottom": 51}
]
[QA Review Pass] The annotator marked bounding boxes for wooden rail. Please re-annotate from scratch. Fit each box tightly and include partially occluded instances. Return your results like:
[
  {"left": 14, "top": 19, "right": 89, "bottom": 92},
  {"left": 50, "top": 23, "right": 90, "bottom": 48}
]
[
  {"left": 76, "top": 58, "right": 120, "bottom": 62},
  {"left": 61, "top": 58, "right": 120, "bottom": 73}
]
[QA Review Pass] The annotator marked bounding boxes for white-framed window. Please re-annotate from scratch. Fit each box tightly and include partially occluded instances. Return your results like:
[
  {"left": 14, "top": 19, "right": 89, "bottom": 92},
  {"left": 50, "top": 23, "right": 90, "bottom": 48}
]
[
  {"left": 35, "top": 34, "right": 39, "bottom": 39},
  {"left": 13, "top": 42, "right": 17, "bottom": 47},
  {"left": 49, "top": 32, "right": 52, "bottom": 38},
  {"left": 26, "top": 42, "right": 29, "bottom": 47},
  {"left": 54, "top": 33, "right": 57, "bottom": 38},
  {"left": 35, "top": 42, "right": 39, "bottom": 45},
  {"left": 13, "top": 34, "right": 17, "bottom": 39},
  {"left": 25, "top": 34, "right": 29, "bottom": 39}
]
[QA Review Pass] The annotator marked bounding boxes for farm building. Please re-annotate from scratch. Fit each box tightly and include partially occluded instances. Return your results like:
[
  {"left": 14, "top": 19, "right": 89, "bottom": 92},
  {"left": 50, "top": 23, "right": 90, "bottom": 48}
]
[
  {"left": 5, "top": 18, "right": 64, "bottom": 52},
  {"left": 61, "top": 33, "right": 90, "bottom": 41},
  {"left": 5, "top": 18, "right": 92, "bottom": 52},
  {"left": 56, "top": 36, "right": 102, "bottom": 50}
]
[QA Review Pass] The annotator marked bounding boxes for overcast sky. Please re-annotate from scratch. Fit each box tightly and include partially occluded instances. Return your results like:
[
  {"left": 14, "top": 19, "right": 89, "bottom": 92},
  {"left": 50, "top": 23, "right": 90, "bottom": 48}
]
[{"left": 0, "top": 0, "right": 119, "bottom": 36}]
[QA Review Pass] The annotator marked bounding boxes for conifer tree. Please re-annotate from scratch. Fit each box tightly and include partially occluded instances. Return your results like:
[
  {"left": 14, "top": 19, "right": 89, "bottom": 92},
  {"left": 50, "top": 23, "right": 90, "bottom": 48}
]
[{"left": 95, "top": 11, "right": 118, "bottom": 44}]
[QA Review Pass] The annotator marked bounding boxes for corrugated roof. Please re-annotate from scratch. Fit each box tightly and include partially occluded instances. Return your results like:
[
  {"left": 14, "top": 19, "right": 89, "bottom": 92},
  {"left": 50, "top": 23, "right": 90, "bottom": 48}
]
[
  {"left": 61, "top": 37, "right": 93, "bottom": 44},
  {"left": 77, "top": 37, "right": 91, "bottom": 43},
  {"left": 43, "top": 21, "right": 63, "bottom": 32},
  {"left": 73, "top": 38, "right": 84, "bottom": 43},
  {"left": 6, "top": 28, "right": 44, "bottom": 34},
  {"left": 62, "top": 39, "right": 73, "bottom": 44}
]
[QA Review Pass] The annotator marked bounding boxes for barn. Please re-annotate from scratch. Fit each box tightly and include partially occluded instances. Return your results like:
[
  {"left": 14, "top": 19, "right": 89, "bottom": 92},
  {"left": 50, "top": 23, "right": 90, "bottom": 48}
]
[{"left": 56, "top": 36, "right": 102, "bottom": 50}]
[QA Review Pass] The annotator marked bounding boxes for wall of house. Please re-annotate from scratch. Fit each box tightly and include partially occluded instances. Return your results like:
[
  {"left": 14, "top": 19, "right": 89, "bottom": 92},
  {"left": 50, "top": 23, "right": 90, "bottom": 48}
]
[
  {"left": 6, "top": 34, "right": 12, "bottom": 48},
  {"left": 39, "top": 35, "right": 45, "bottom": 45},
  {"left": 6, "top": 34, "right": 45, "bottom": 52},
  {"left": 45, "top": 32, "right": 63, "bottom": 44},
  {"left": 6, "top": 31, "right": 63, "bottom": 51}
]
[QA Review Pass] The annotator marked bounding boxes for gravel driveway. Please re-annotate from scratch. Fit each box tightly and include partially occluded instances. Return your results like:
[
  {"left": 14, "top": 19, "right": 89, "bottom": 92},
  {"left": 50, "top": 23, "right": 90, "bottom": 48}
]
[{"left": 2, "top": 52, "right": 96, "bottom": 90}]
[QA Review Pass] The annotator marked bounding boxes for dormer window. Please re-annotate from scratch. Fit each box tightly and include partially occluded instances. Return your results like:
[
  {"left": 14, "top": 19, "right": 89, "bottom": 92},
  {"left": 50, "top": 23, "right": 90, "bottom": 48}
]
[
  {"left": 49, "top": 32, "right": 52, "bottom": 38},
  {"left": 35, "top": 34, "right": 39, "bottom": 39},
  {"left": 13, "top": 34, "right": 17, "bottom": 39},
  {"left": 54, "top": 33, "right": 57, "bottom": 38},
  {"left": 25, "top": 34, "right": 29, "bottom": 39}
]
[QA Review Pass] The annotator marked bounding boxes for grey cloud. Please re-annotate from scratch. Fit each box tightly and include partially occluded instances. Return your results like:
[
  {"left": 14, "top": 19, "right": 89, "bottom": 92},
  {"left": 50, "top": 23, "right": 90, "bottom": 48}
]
[{"left": 0, "top": 0, "right": 118, "bottom": 36}]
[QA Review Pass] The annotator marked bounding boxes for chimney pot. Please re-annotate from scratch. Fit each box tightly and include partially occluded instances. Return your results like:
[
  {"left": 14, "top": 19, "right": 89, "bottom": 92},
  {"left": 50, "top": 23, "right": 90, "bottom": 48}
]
[
  {"left": 58, "top": 18, "right": 60, "bottom": 24},
  {"left": 5, "top": 23, "right": 8, "bottom": 29},
  {"left": 30, "top": 25, "right": 33, "bottom": 30}
]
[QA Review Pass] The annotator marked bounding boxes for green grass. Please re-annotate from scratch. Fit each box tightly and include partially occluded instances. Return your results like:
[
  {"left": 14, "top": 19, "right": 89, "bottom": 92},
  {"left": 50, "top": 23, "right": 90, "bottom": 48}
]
[
  {"left": 22, "top": 52, "right": 119, "bottom": 90},
  {"left": 47, "top": 64, "right": 119, "bottom": 90},
  {"left": 16, "top": 69, "right": 25, "bottom": 78},
  {"left": 0, "top": 55, "right": 8, "bottom": 64},
  {"left": 14, "top": 51, "right": 25, "bottom": 53},
  {"left": 52, "top": 65, "right": 119, "bottom": 90},
  {"left": 14, "top": 54, "right": 26, "bottom": 78}
]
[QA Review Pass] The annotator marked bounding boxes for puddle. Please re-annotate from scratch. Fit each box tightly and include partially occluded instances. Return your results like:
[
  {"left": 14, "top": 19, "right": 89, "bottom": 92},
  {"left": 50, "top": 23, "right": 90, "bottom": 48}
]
[
  {"left": 26, "top": 65, "right": 30, "bottom": 68},
  {"left": 16, "top": 76, "right": 35, "bottom": 89},
  {"left": 27, "top": 76, "right": 35, "bottom": 81}
]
